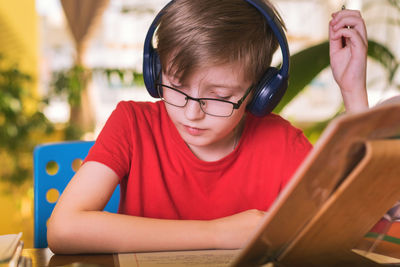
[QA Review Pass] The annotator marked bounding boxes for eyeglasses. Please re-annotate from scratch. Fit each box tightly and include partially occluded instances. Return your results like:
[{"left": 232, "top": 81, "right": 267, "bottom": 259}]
[{"left": 156, "top": 83, "right": 253, "bottom": 117}]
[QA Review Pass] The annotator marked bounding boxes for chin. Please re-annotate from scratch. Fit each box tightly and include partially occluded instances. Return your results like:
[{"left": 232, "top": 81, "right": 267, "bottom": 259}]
[{"left": 182, "top": 135, "right": 207, "bottom": 147}]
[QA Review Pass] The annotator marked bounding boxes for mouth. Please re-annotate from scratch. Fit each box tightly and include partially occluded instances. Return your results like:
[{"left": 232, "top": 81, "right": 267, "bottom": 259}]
[{"left": 183, "top": 125, "right": 206, "bottom": 136}]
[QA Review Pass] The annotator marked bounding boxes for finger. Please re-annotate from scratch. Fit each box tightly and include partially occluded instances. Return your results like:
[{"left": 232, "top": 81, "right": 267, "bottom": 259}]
[
  {"left": 329, "top": 22, "right": 343, "bottom": 54},
  {"left": 331, "top": 15, "right": 367, "bottom": 35},
  {"left": 331, "top": 16, "right": 367, "bottom": 46},
  {"left": 331, "top": 28, "right": 368, "bottom": 54},
  {"left": 332, "top": 9, "right": 362, "bottom": 19}
]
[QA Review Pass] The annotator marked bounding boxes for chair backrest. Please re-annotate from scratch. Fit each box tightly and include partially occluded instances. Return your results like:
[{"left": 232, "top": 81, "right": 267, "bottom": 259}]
[{"left": 33, "top": 141, "right": 120, "bottom": 248}]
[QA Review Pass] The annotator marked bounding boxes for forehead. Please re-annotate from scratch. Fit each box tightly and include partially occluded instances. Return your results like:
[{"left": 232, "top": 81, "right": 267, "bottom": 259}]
[{"left": 167, "top": 62, "right": 251, "bottom": 89}]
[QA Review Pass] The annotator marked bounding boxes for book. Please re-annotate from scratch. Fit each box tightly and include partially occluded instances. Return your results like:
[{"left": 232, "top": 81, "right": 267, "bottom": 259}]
[{"left": 0, "top": 233, "right": 23, "bottom": 267}]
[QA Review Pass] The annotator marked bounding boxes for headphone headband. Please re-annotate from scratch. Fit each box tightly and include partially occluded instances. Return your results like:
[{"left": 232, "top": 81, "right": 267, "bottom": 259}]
[{"left": 245, "top": 0, "right": 289, "bottom": 76}]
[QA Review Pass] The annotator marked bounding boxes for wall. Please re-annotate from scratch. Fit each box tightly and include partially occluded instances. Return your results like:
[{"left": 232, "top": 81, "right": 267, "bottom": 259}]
[{"left": 0, "top": 0, "right": 38, "bottom": 248}]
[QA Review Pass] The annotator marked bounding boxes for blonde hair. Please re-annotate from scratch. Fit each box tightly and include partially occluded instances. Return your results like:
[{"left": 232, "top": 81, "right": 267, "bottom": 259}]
[{"left": 156, "top": 0, "right": 286, "bottom": 85}]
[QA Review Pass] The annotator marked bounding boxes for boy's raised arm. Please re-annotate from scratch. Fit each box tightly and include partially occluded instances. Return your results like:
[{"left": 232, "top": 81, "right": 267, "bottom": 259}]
[
  {"left": 47, "top": 161, "right": 264, "bottom": 254},
  {"left": 329, "top": 9, "right": 369, "bottom": 113}
]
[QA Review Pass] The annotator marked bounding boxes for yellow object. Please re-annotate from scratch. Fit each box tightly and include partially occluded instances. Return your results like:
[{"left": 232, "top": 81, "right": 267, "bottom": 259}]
[
  {"left": 0, "top": 0, "right": 38, "bottom": 84},
  {"left": 0, "top": 0, "right": 38, "bottom": 248}
]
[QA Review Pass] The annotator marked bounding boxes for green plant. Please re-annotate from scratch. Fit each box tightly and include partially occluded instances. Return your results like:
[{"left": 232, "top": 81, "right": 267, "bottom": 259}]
[
  {"left": 50, "top": 65, "right": 92, "bottom": 140},
  {"left": 0, "top": 56, "right": 53, "bottom": 185},
  {"left": 51, "top": 65, "right": 90, "bottom": 107},
  {"left": 50, "top": 66, "right": 144, "bottom": 140},
  {"left": 103, "top": 68, "right": 144, "bottom": 87}
]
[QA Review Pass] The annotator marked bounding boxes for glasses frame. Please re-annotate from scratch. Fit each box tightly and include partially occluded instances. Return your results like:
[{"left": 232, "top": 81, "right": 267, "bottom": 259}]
[{"left": 156, "top": 83, "right": 253, "bottom": 117}]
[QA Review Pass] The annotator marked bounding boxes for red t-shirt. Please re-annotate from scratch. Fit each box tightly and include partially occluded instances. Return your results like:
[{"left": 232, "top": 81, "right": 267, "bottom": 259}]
[{"left": 85, "top": 101, "right": 312, "bottom": 220}]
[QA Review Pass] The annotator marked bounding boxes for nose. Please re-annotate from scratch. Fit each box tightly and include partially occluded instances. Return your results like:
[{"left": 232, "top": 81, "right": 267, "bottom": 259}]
[{"left": 184, "top": 98, "right": 205, "bottom": 121}]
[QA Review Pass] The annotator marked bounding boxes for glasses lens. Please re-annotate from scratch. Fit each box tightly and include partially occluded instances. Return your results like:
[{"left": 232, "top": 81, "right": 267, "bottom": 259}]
[
  {"left": 158, "top": 85, "right": 234, "bottom": 117},
  {"left": 159, "top": 85, "right": 187, "bottom": 107},
  {"left": 201, "top": 99, "right": 234, "bottom": 117}
]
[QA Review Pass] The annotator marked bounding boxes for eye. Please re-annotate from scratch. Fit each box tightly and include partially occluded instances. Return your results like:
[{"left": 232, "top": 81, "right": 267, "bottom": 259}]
[
  {"left": 169, "top": 80, "right": 179, "bottom": 86},
  {"left": 165, "top": 75, "right": 183, "bottom": 88},
  {"left": 209, "top": 89, "right": 233, "bottom": 100},
  {"left": 171, "top": 82, "right": 188, "bottom": 91},
  {"left": 218, "top": 95, "right": 232, "bottom": 100},
  {"left": 210, "top": 92, "right": 232, "bottom": 100}
]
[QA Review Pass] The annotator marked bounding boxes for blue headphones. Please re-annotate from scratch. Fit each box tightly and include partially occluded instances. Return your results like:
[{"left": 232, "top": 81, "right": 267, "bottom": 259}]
[{"left": 143, "top": 0, "right": 289, "bottom": 117}]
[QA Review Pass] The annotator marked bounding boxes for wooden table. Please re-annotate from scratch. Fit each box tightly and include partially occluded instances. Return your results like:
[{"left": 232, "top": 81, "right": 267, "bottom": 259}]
[
  {"left": 20, "top": 241, "right": 400, "bottom": 267},
  {"left": 21, "top": 248, "right": 119, "bottom": 267}
]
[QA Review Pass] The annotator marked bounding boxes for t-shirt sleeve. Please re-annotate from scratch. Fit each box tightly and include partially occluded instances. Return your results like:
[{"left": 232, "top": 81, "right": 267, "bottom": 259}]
[{"left": 84, "top": 102, "right": 133, "bottom": 180}]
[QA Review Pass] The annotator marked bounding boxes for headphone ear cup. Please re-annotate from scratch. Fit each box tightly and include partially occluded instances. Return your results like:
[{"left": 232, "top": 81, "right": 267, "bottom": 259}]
[
  {"left": 152, "top": 51, "right": 162, "bottom": 96},
  {"left": 143, "top": 48, "right": 162, "bottom": 98},
  {"left": 247, "top": 67, "right": 288, "bottom": 117}
]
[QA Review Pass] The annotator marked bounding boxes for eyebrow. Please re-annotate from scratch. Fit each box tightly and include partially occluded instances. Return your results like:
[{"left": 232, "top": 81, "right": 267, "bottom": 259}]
[
  {"left": 165, "top": 73, "right": 246, "bottom": 92},
  {"left": 205, "top": 83, "right": 244, "bottom": 92}
]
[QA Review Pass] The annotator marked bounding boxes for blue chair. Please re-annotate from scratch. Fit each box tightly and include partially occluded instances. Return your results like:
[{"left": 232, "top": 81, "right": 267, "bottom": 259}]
[{"left": 33, "top": 141, "right": 120, "bottom": 248}]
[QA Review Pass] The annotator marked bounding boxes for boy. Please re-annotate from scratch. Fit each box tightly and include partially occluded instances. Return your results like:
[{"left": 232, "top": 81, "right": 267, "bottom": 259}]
[{"left": 47, "top": 0, "right": 368, "bottom": 254}]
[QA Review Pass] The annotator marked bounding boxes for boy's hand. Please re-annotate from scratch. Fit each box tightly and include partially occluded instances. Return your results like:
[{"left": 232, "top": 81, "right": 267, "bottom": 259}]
[
  {"left": 329, "top": 9, "right": 368, "bottom": 112},
  {"left": 211, "top": 209, "right": 266, "bottom": 249}
]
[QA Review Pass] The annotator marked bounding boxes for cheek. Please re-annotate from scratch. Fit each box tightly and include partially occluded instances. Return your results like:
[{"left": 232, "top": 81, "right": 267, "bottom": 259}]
[
  {"left": 165, "top": 103, "right": 179, "bottom": 115},
  {"left": 243, "top": 91, "right": 255, "bottom": 108},
  {"left": 164, "top": 104, "right": 182, "bottom": 124},
  {"left": 214, "top": 113, "right": 245, "bottom": 135},
  {"left": 234, "top": 103, "right": 248, "bottom": 119}
]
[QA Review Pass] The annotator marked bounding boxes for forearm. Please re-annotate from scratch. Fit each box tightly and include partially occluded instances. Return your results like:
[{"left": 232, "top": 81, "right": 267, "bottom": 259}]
[
  {"left": 341, "top": 84, "right": 369, "bottom": 113},
  {"left": 48, "top": 211, "right": 215, "bottom": 254}
]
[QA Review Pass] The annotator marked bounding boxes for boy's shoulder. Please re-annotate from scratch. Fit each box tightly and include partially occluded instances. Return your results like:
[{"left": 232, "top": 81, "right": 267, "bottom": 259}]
[
  {"left": 106, "top": 101, "right": 167, "bottom": 128},
  {"left": 115, "top": 100, "right": 162, "bottom": 111},
  {"left": 247, "top": 112, "right": 302, "bottom": 134},
  {"left": 114, "top": 100, "right": 164, "bottom": 117},
  {"left": 245, "top": 112, "right": 312, "bottom": 151}
]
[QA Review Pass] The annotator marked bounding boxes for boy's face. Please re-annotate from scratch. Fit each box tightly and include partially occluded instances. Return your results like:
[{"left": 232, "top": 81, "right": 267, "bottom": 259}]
[{"left": 162, "top": 63, "right": 253, "bottom": 158}]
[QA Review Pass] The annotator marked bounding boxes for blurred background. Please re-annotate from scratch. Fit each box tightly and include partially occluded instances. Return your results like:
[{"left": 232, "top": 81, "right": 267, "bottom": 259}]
[{"left": 0, "top": 0, "right": 399, "bottom": 247}]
